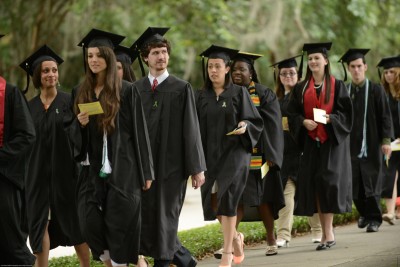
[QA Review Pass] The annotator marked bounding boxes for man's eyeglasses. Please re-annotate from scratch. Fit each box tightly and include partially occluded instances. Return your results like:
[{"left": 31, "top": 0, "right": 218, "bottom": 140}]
[{"left": 280, "top": 72, "right": 297, "bottom": 77}]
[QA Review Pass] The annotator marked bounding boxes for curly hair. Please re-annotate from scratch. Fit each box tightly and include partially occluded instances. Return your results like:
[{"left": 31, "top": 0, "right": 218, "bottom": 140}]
[
  {"left": 74, "top": 46, "right": 121, "bottom": 134},
  {"left": 140, "top": 38, "right": 171, "bottom": 65},
  {"left": 381, "top": 67, "right": 400, "bottom": 100}
]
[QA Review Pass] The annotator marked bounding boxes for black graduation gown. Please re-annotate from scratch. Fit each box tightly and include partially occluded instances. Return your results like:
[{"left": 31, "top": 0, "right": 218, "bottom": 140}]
[
  {"left": 279, "top": 93, "right": 302, "bottom": 186},
  {"left": 382, "top": 93, "right": 400, "bottom": 197},
  {"left": 348, "top": 80, "right": 393, "bottom": 199},
  {"left": 134, "top": 75, "right": 206, "bottom": 260},
  {"left": 196, "top": 84, "right": 263, "bottom": 220},
  {"left": 288, "top": 78, "right": 353, "bottom": 215},
  {"left": 71, "top": 80, "right": 154, "bottom": 263},
  {"left": 0, "top": 82, "right": 36, "bottom": 265},
  {"left": 241, "top": 83, "right": 284, "bottom": 220},
  {"left": 26, "top": 90, "right": 84, "bottom": 253}
]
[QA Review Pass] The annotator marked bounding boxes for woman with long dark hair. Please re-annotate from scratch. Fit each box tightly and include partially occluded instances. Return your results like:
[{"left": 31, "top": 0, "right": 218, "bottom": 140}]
[
  {"left": 287, "top": 42, "right": 353, "bottom": 251},
  {"left": 73, "top": 29, "right": 154, "bottom": 266},
  {"left": 196, "top": 45, "right": 263, "bottom": 266}
]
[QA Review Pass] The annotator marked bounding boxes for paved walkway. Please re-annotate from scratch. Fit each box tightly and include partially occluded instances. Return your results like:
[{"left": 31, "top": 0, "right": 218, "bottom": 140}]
[
  {"left": 47, "top": 182, "right": 213, "bottom": 258},
  {"left": 197, "top": 221, "right": 400, "bottom": 267}
]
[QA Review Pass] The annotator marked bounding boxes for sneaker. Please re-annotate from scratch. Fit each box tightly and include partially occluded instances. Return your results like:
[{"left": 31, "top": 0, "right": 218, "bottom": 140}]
[{"left": 276, "top": 239, "right": 289, "bottom": 248}]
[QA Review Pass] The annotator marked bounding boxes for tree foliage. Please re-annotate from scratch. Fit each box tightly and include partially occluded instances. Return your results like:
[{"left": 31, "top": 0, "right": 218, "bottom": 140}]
[{"left": 1, "top": 0, "right": 400, "bottom": 95}]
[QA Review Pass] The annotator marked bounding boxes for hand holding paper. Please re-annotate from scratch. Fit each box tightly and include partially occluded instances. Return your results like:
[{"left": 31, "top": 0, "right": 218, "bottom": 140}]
[
  {"left": 282, "top": 117, "right": 289, "bottom": 131},
  {"left": 78, "top": 101, "right": 104, "bottom": 116},
  {"left": 313, "top": 108, "right": 327, "bottom": 124}
]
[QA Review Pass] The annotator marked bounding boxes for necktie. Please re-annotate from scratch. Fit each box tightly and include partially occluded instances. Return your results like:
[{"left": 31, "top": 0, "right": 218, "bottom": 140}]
[{"left": 152, "top": 78, "right": 158, "bottom": 92}]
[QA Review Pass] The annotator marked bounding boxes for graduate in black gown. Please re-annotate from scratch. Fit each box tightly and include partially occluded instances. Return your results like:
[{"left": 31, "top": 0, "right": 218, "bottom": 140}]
[
  {"left": 231, "top": 52, "right": 284, "bottom": 257},
  {"left": 378, "top": 56, "right": 400, "bottom": 225},
  {"left": 272, "top": 56, "right": 303, "bottom": 248},
  {"left": 197, "top": 45, "right": 263, "bottom": 267},
  {"left": 130, "top": 27, "right": 206, "bottom": 267},
  {"left": 287, "top": 42, "right": 353, "bottom": 251},
  {"left": 0, "top": 34, "right": 36, "bottom": 266},
  {"left": 19, "top": 45, "right": 90, "bottom": 267},
  {"left": 115, "top": 44, "right": 137, "bottom": 83},
  {"left": 72, "top": 29, "right": 154, "bottom": 266},
  {"left": 338, "top": 49, "right": 393, "bottom": 232}
]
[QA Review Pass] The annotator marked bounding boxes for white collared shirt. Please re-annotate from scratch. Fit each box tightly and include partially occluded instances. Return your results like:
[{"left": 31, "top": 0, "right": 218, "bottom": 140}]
[{"left": 148, "top": 70, "right": 169, "bottom": 86}]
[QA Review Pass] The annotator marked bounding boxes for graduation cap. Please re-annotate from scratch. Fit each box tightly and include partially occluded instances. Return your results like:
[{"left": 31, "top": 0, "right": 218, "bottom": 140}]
[
  {"left": 233, "top": 52, "right": 263, "bottom": 65},
  {"left": 114, "top": 45, "right": 138, "bottom": 65},
  {"left": 78, "top": 28, "right": 125, "bottom": 49},
  {"left": 19, "top": 44, "right": 64, "bottom": 93},
  {"left": 270, "top": 55, "right": 301, "bottom": 84},
  {"left": 338, "top": 48, "right": 369, "bottom": 81},
  {"left": 77, "top": 28, "right": 125, "bottom": 72},
  {"left": 199, "top": 45, "right": 239, "bottom": 81},
  {"left": 298, "top": 42, "right": 332, "bottom": 79},
  {"left": 376, "top": 55, "right": 400, "bottom": 78},
  {"left": 130, "top": 27, "right": 170, "bottom": 77}
]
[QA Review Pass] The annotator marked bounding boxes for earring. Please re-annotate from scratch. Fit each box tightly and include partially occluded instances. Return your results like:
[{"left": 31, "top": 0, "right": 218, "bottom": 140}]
[
  {"left": 57, "top": 81, "right": 61, "bottom": 87},
  {"left": 250, "top": 76, "right": 252, "bottom": 80}
]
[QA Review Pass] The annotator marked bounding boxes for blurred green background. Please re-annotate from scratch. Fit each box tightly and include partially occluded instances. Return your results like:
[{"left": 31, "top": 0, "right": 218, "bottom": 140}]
[{"left": 1, "top": 0, "right": 399, "bottom": 99}]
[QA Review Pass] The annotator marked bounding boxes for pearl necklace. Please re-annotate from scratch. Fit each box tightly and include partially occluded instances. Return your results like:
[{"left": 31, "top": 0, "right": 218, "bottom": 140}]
[{"left": 314, "top": 83, "right": 323, "bottom": 89}]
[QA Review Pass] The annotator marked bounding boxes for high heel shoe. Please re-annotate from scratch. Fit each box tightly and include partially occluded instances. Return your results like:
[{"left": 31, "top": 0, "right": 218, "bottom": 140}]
[
  {"left": 233, "top": 232, "right": 245, "bottom": 264},
  {"left": 326, "top": 240, "right": 336, "bottom": 248},
  {"left": 136, "top": 255, "right": 149, "bottom": 267},
  {"left": 219, "top": 251, "right": 233, "bottom": 267}
]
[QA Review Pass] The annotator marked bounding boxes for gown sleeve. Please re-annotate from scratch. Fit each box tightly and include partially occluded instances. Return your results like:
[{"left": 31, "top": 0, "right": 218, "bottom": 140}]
[
  {"left": 68, "top": 86, "right": 89, "bottom": 162},
  {"left": 258, "top": 87, "right": 284, "bottom": 168},
  {"left": 123, "top": 85, "right": 154, "bottom": 186},
  {"left": 373, "top": 83, "right": 394, "bottom": 140},
  {"left": 239, "top": 86, "right": 263, "bottom": 152},
  {"left": 0, "top": 85, "right": 35, "bottom": 165},
  {"left": 183, "top": 84, "right": 207, "bottom": 177},
  {"left": 328, "top": 79, "right": 353, "bottom": 145},
  {"left": 287, "top": 83, "right": 306, "bottom": 150}
]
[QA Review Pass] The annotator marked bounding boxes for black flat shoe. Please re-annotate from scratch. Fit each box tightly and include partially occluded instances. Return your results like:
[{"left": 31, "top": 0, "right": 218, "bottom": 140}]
[
  {"left": 188, "top": 256, "right": 198, "bottom": 267},
  {"left": 316, "top": 243, "right": 326, "bottom": 251},
  {"left": 366, "top": 222, "right": 379, "bottom": 232},
  {"left": 326, "top": 240, "right": 336, "bottom": 248},
  {"left": 358, "top": 216, "right": 368, "bottom": 228}
]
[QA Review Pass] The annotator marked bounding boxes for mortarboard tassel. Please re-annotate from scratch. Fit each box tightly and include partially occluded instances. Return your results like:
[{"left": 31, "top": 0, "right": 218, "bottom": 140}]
[
  {"left": 298, "top": 52, "right": 304, "bottom": 80},
  {"left": 22, "top": 63, "right": 30, "bottom": 94},
  {"left": 341, "top": 61, "right": 347, "bottom": 82},
  {"left": 201, "top": 56, "right": 205, "bottom": 82}
]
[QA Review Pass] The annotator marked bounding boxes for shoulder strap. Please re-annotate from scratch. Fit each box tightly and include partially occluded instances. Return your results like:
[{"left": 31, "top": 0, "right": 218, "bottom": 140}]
[{"left": 0, "top": 77, "right": 6, "bottom": 147}]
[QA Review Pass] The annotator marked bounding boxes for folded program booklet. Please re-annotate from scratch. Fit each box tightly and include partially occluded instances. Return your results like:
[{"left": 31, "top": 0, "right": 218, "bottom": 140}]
[{"left": 78, "top": 101, "right": 104, "bottom": 115}]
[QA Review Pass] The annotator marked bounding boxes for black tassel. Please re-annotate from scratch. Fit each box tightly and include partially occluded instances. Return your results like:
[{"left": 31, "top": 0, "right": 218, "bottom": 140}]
[
  {"left": 298, "top": 52, "right": 304, "bottom": 80},
  {"left": 138, "top": 56, "right": 145, "bottom": 77},
  {"left": 22, "top": 64, "right": 30, "bottom": 94},
  {"left": 201, "top": 56, "right": 205, "bottom": 82},
  {"left": 378, "top": 68, "right": 382, "bottom": 81},
  {"left": 341, "top": 62, "right": 347, "bottom": 82},
  {"left": 82, "top": 46, "right": 86, "bottom": 73}
]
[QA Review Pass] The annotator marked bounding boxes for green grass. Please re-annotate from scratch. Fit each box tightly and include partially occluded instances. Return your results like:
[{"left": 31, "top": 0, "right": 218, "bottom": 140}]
[{"left": 49, "top": 204, "right": 363, "bottom": 266}]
